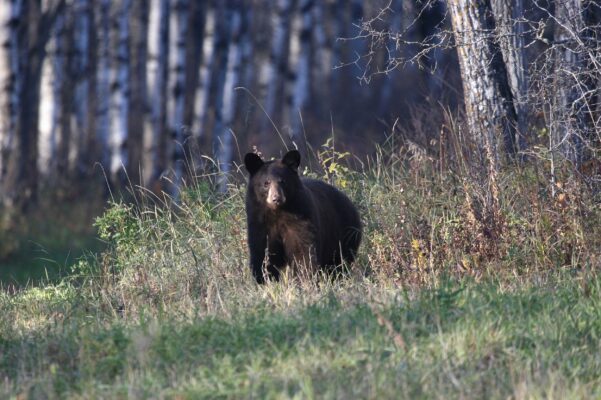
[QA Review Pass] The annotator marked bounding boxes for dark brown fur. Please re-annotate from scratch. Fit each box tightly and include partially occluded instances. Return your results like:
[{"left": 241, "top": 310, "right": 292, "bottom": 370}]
[{"left": 244, "top": 150, "right": 362, "bottom": 283}]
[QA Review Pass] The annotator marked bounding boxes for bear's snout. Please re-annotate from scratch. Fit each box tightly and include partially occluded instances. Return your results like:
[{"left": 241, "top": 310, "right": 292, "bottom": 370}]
[{"left": 267, "top": 184, "right": 286, "bottom": 208}]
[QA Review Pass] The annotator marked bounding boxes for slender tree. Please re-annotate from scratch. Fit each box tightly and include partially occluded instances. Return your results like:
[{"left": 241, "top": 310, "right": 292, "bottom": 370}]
[
  {"left": 5, "top": 0, "right": 66, "bottom": 210},
  {"left": 166, "top": 0, "right": 189, "bottom": 193},
  {"left": 57, "top": 10, "right": 75, "bottom": 178},
  {"left": 262, "top": 0, "right": 292, "bottom": 134},
  {"left": 290, "top": 0, "right": 314, "bottom": 149},
  {"left": 447, "top": 0, "right": 519, "bottom": 162},
  {"left": 108, "top": 0, "right": 132, "bottom": 184},
  {"left": 0, "top": 2, "right": 14, "bottom": 193},
  {"left": 194, "top": 2, "right": 217, "bottom": 147},
  {"left": 144, "top": 0, "right": 169, "bottom": 185},
  {"left": 214, "top": 1, "right": 244, "bottom": 189},
  {"left": 95, "top": 0, "right": 112, "bottom": 172},
  {"left": 128, "top": 0, "right": 149, "bottom": 186},
  {"left": 552, "top": 0, "right": 594, "bottom": 165},
  {"left": 73, "top": 0, "right": 96, "bottom": 178},
  {"left": 491, "top": 0, "right": 529, "bottom": 151}
]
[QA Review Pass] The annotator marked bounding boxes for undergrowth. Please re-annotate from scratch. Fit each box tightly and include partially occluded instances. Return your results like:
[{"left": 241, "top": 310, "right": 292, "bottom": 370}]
[{"left": 1, "top": 139, "right": 601, "bottom": 398}]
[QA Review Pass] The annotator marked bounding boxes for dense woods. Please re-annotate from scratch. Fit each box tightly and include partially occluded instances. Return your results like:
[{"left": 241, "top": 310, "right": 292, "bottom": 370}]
[
  {"left": 0, "top": 0, "right": 599, "bottom": 214},
  {"left": 2, "top": 2, "right": 601, "bottom": 396}
]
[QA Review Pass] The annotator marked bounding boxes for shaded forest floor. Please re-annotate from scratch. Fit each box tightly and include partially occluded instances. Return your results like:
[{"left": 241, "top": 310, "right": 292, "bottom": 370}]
[
  {"left": 1, "top": 145, "right": 601, "bottom": 398},
  {"left": 0, "top": 187, "right": 106, "bottom": 287}
]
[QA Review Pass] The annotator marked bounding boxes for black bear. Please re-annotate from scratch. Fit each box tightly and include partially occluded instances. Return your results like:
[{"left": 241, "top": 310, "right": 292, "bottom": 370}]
[{"left": 244, "top": 149, "right": 362, "bottom": 283}]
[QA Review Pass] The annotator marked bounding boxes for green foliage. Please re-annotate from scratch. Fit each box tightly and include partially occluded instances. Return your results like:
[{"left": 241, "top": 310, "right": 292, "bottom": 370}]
[
  {"left": 95, "top": 201, "right": 139, "bottom": 252},
  {"left": 2, "top": 143, "right": 601, "bottom": 398},
  {"left": 316, "top": 138, "right": 353, "bottom": 188}
]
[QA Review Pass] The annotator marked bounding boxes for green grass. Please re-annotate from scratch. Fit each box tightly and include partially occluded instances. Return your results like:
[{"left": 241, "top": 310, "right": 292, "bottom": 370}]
[
  {"left": 2, "top": 271, "right": 601, "bottom": 398},
  {"left": 1, "top": 145, "right": 601, "bottom": 398}
]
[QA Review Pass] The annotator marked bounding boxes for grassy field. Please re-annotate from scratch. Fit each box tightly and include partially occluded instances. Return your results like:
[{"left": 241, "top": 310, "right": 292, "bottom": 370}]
[{"left": 1, "top": 145, "right": 601, "bottom": 398}]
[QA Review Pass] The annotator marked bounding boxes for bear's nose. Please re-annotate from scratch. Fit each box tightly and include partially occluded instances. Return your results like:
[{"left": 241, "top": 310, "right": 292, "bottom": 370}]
[{"left": 271, "top": 195, "right": 282, "bottom": 204}]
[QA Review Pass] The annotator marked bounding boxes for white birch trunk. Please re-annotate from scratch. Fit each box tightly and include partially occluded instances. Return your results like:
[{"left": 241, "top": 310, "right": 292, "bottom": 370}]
[
  {"left": 167, "top": 0, "right": 189, "bottom": 195},
  {"left": 109, "top": 0, "right": 131, "bottom": 180},
  {"left": 283, "top": 7, "right": 301, "bottom": 136},
  {"left": 554, "top": 0, "right": 587, "bottom": 164},
  {"left": 312, "top": 1, "right": 332, "bottom": 107},
  {"left": 73, "top": 0, "right": 91, "bottom": 172},
  {"left": 95, "top": 0, "right": 111, "bottom": 170},
  {"left": 0, "top": 0, "right": 25, "bottom": 191},
  {"left": 290, "top": 0, "right": 313, "bottom": 145},
  {"left": 216, "top": 4, "right": 243, "bottom": 190},
  {"left": 144, "top": 0, "right": 169, "bottom": 183},
  {"left": 448, "top": 0, "right": 519, "bottom": 161},
  {"left": 38, "top": 33, "right": 58, "bottom": 173},
  {"left": 491, "top": 0, "right": 528, "bottom": 151},
  {"left": 0, "top": 2, "right": 13, "bottom": 182},
  {"left": 193, "top": 5, "right": 216, "bottom": 139},
  {"left": 263, "top": 0, "right": 291, "bottom": 131}
]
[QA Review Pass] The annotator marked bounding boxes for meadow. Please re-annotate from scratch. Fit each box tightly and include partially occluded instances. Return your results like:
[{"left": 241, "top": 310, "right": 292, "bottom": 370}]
[{"left": 1, "top": 142, "right": 601, "bottom": 399}]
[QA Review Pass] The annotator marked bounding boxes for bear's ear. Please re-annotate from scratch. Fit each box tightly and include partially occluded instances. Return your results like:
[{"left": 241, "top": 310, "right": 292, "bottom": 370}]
[
  {"left": 282, "top": 150, "right": 301, "bottom": 172},
  {"left": 244, "top": 153, "right": 264, "bottom": 175}
]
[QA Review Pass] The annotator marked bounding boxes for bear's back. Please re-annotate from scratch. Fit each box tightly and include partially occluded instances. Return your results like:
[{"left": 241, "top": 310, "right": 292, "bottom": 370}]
[{"left": 301, "top": 178, "right": 362, "bottom": 265}]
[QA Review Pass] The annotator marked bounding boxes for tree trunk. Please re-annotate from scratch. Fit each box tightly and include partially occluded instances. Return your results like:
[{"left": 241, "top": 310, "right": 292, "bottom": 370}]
[
  {"left": 262, "top": 0, "right": 292, "bottom": 135},
  {"left": 38, "top": 20, "right": 58, "bottom": 175},
  {"left": 214, "top": 1, "right": 244, "bottom": 190},
  {"left": 491, "top": 0, "right": 529, "bottom": 152},
  {"left": 73, "top": 0, "right": 96, "bottom": 178},
  {"left": 193, "top": 3, "right": 218, "bottom": 148},
  {"left": 448, "top": 0, "right": 519, "bottom": 241},
  {"left": 144, "top": 0, "right": 169, "bottom": 186},
  {"left": 553, "top": 0, "right": 593, "bottom": 165},
  {"left": 448, "top": 0, "right": 519, "bottom": 163},
  {"left": 166, "top": 0, "right": 189, "bottom": 196},
  {"left": 290, "top": 0, "right": 313, "bottom": 151},
  {"left": 11, "top": 0, "right": 65, "bottom": 210},
  {"left": 0, "top": 2, "right": 14, "bottom": 200},
  {"left": 311, "top": 1, "right": 333, "bottom": 116},
  {"left": 108, "top": 0, "right": 131, "bottom": 185},
  {"left": 57, "top": 11, "right": 75, "bottom": 179},
  {"left": 128, "top": 0, "right": 149, "bottom": 186},
  {"left": 95, "top": 0, "right": 111, "bottom": 172}
]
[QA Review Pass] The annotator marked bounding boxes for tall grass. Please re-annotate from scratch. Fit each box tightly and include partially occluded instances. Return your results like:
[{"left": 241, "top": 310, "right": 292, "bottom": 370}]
[{"left": 1, "top": 125, "right": 601, "bottom": 398}]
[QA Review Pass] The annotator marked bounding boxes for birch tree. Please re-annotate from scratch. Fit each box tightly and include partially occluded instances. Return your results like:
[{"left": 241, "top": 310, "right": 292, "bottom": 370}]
[
  {"left": 7, "top": 0, "right": 66, "bottom": 209},
  {"left": 551, "top": 0, "right": 595, "bottom": 165},
  {"left": 166, "top": 0, "right": 189, "bottom": 192},
  {"left": 446, "top": 0, "right": 522, "bottom": 241},
  {"left": 262, "top": 0, "right": 292, "bottom": 133},
  {"left": 144, "top": 0, "right": 169, "bottom": 185},
  {"left": 290, "top": 0, "right": 314, "bottom": 148},
  {"left": 491, "top": 0, "right": 529, "bottom": 151},
  {"left": 447, "top": 0, "right": 519, "bottom": 162},
  {"left": 0, "top": 2, "right": 14, "bottom": 196},
  {"left": 214, "top": 1, "right": 244, "bottom": 189},
  {"left": 311, "top": 0, "right": 333, "bottom": 114},
  {"left": 37, "top": 21, "right": 58, "bottom": 174},
  {"left": 95, "top": 0, "right": 112, "bottom": 171},
  {"left": 128, "top": 0, "right": 149, "bottom": 186},
  {"left": 108, "top": 0, "right": 132, "bottom": 184},
  {"left": 57, "top": 11, "right": 75, "bottom": 178},
  {"left": 73, "top": 0, "right": 96, "bottom": 177},
  {"left": 193, "top": 3, "right": 217, "bottom": 144}
]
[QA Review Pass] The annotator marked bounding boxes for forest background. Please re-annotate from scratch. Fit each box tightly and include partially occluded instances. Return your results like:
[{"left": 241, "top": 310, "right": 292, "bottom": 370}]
[{"left": 0, "top": 0, "right": 599, "bottom": 283}]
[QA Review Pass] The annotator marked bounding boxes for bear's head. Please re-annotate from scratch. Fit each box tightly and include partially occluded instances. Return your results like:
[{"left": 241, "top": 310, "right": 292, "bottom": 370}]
[{"left": 244, "top": 150, "right": 302, "bottom": 211}]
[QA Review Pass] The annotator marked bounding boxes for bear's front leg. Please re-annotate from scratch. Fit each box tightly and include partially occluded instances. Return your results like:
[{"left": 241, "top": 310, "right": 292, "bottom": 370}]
[{"left": 248, "top": 220, "right": 268, "bottom": 284}]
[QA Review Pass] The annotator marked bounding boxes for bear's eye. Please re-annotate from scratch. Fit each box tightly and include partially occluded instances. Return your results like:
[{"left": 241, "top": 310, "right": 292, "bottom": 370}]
[{"left": 263, "top": 180, "right": 270, "bottom": 188}]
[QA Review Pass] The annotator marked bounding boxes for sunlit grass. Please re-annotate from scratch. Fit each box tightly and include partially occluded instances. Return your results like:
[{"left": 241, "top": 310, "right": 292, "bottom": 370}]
[{"left": 1, "top": 143, "right": 601, "bottom": 398}]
